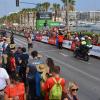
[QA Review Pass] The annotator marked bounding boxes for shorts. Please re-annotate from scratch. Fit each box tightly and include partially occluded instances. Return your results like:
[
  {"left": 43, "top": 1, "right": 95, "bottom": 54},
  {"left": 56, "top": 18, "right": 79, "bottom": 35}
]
[{"left": 28, "top": 43, "right": 33, "bottom": 49}]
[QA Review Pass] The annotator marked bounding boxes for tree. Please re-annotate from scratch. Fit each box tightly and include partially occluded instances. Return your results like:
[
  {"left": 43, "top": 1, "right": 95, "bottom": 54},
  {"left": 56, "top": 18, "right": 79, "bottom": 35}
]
[
  {"left": 36, "top": 3, "right": 44, "bottom": 12},
  {"left": 42, "top": 2, "right": 50, "bottom": 12},
  {"left": 19, "top": 8, "right": 37, "bottom": 25},
  {"left": 52, "top": 3, "right": 60, "bottom": 21},
  {"left": 61, "top": 0, "right": 75, "bottom": 30},
  {"left": 61, "top": 0, "right": 75, "bottom": 11}
]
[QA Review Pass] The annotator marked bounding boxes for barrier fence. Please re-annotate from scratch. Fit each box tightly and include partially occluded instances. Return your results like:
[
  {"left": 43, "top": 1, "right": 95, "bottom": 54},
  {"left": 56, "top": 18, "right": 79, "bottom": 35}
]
[{"left": 7, "top": 30, "right": 100, "bottom": 58}]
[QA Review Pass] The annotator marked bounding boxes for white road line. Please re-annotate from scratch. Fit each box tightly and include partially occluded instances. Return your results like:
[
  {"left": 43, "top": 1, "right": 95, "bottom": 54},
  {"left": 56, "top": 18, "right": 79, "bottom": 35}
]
[
  {"left": 14, "top": 38, "right": 27, "bottom": 45},
  {"left": 59, "top": 52, "right": 68, "bottom": 57},
  {"left": 15, "top": 41, "right": 27, "bottom": 47},
  {"left": 45, "top": 54, "right": 100, "bottom": 82},
  {"left": 79, "top": 60, "right": 91, "bottom": 65},
  {"left": 14, "top": 37, "right": 27, "bottom": 42}
]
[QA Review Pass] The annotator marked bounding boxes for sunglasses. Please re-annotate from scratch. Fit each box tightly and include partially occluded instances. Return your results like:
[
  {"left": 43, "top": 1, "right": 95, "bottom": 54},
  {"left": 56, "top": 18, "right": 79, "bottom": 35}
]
[{"left": 71, "top": 88, "right": 78, "bottom": 92}]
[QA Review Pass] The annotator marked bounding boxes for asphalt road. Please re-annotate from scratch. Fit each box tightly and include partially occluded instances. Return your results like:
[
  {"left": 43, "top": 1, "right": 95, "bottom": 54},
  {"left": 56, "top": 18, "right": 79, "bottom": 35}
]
[{"left": 14, "top": 35, "right": 100, "bottom": 100}]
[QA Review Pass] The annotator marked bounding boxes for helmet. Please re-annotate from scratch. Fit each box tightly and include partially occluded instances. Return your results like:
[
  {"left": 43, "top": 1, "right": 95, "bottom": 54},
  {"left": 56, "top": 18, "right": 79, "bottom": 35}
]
[
  {"left": 81, "top": 37, "right": 85, "bottom": 41},
  {"left": 81, "top": 41, "right": 86, "bottom": 45}
]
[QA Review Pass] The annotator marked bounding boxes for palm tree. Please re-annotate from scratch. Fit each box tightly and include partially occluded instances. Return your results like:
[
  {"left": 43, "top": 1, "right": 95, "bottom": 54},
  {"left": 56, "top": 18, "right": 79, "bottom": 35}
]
[
  {"left": 52, "top": 3, "right": 60, "bottom": 21},
  {"left": 0, "top": 16, "right": 7, "bottom": 24},
  {"left": 36, "top": 3, "right": 44, "bottom": 12},
  {"left": 61, "top": 0, "right": 75, "bottom": 11},
  {"left": 42, "top": 2, "right": 50, "bottom": 12},
  {"left": 61, "top": 0, "right": 75, "bottom": 30},
  {"left": 19, "top": 8, "right": 37, "bottom": 27}
]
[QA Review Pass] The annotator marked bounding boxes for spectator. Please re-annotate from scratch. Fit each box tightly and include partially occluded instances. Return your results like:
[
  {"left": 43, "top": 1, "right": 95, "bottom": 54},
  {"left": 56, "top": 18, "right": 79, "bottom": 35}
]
[
  {"left": 31, "top": 50, "right": 44, "bottom": 65},
  {"left": 58, "top": 32, "right": 64, "bottom": 49},
  {"left": 7, "top": 51, "right": 16, "bottom": 77},
  {"left": 27, "top": 36, "right": 33, "bottom": 52},
  {"left": 2, "top": 37, "right": 8, "bottom": 54},
  {"left": 42, "top": 66, "right": 66, "bottom": 100},
  {"left": 46, "top": 58, "right": 55, "bottom": 77},
  {"left": 14, "top": 47, "right": 22, "bottom": 74},
  {"left": 0, "top": 64, "right": 10, "bottom": 100},
  {"left": 2, "top": 37, "right": 8, "bottom": 68},
  {"left": 26, "top": 64, "right": 42, "bottom": 100},
  {"left": 10, "top": 32, "right": 14, "bottom": 44},
  {"left": 63, "top": 81, "right": 79, "bottom": 100},
  {"left": 19, "top": 47, "right": 29, "bottom": 87},
  {"left": 36, "top": 63, "right": 49, "bottom": 82},
  {"left": 4, "top": 74, "right": 26, "bottom": 100},
  {"left": 0, "top": 38, "right": 3, "bottom": 63}
]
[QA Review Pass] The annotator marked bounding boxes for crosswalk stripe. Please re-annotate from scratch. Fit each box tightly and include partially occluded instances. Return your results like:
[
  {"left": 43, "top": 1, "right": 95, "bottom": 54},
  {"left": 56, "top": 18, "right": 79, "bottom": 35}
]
[{"left": 14, "top": 38, "right": 27, "bottom": 45}]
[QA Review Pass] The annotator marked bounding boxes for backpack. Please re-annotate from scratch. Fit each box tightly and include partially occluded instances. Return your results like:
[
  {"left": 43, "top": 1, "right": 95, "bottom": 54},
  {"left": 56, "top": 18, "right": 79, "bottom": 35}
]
[{"left": 49, "top": 78, "right": 62, "bottom": 100}]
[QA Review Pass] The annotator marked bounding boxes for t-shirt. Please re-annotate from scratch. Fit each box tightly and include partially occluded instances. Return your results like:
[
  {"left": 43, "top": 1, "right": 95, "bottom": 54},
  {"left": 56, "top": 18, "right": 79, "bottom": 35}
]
[
  {"left": 10, "top": 57, "right": 16, "bottom": 71},
  {"left": 58, "top": 35, "right": 64, "bottom": 42},
  {"left": 43, "top": 77, "right": 66, "bottom": 100},
  {"left": 5, "top": 83, "right": 25, "bottom": 100},
  {"left": 0, "top": 68, "right": 9, "bottom": 90},
  {"left": 20, "top": 53, "right": 29, "bottom": 67},
  {"left": 31, "top": 57, "right": 44, "bottom": 66}
]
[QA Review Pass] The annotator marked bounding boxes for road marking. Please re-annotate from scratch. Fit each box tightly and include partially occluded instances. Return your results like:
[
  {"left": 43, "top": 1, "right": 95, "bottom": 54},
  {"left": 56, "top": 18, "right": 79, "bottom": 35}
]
[
  {"left": 14, "top": 36, "right": 26, "bottom": 42},
  {"left": 15, "top": 41, "right": 23, "bottom": 47},
  {"left": 45, "top": 54, "right": 100, "bottom": 82},
  {"left": 79, "top": 60, "right": 91, "bottom": 64},
  {"left": 14, "top": 38, "right": 27, "bottom": 45},
  {"left": 59, "top": 53, "right": 68, "bottom": 57}
]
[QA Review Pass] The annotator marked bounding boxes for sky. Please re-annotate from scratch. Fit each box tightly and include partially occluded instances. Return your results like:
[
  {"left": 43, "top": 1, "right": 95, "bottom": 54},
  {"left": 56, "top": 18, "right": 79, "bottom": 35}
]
[{"left": 0, "top": 0, "right": 100, "bottom": 17}]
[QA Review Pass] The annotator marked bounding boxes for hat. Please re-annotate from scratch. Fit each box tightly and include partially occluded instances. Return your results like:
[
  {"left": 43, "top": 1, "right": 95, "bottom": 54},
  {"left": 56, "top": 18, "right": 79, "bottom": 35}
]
[
  {"left": 36, "top": 64, "right": 47, "bottom": 73},
  {"left": 81, "top": 37, "right": 85, "bottom": 41},
  {"left": 36, "top": 64, "right": 48, "bottom": 81}
]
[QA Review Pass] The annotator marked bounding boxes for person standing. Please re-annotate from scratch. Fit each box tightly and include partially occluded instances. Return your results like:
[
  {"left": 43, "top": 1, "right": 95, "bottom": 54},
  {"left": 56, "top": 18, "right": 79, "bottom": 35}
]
[
  {"left": 2, "top": 37, "right": 8, "bottom": 68},
  {"left": 58, "top": 31, "right": 64, "bottom": 49},
  {"left": 0, "top": 64, "right": 10, "bottom": 100},
  {"left": 7, "top": 51, "right": 16, "bottom": 78},
  {"left": 0, "top": 38, "right": 3, "bottom": 64},
  {"left": 27, "top": 35, "right": 33, "bottom": 52},
  {"left": 62, "top": 81, "right": 79, "bottom": 100},
  {"left": 14, "top": 47, "right": 22, "bottom": 75},
  {"left": 19, "top": 47, "right": 29, "bottom": 87},
  {"left": 4, "top": 74, "right": 26, "bottom": 100},
  {"left": 42, "top": 66, "right": 66, "bottom": 100}
]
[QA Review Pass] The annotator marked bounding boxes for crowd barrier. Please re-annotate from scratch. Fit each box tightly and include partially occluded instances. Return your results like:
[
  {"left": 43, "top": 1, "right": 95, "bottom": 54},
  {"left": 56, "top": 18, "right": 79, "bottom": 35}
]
[
  {"left": 35, "top": 35, "right": 100, "bottom": 58},
  {"left": 6, "top": 30, "right": 100, "bottom": 58}
]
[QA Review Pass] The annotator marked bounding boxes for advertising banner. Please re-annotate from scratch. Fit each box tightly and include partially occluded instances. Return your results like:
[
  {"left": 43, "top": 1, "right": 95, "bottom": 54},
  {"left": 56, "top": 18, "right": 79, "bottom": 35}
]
[
  {"left": 89, "top": 45, "right": 100, "bottom": 57},
  {"left": 62, "top": 40, "right": 72, "bottom": 49},
  {"left": 48, "top": 37, "right": 56, "bottom": 45},
  {"left": 35, "top": 35, "right": 42, "bottom": 41},
  {"left": 41, "top": 36, "right": 49, "bottom": 43}
]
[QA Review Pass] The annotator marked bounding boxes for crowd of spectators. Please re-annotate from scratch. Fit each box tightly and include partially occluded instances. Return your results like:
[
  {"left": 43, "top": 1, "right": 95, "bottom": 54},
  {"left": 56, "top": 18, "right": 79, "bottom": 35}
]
[{"left": 0, "top": 32, "right": 79, "bottom": 100}]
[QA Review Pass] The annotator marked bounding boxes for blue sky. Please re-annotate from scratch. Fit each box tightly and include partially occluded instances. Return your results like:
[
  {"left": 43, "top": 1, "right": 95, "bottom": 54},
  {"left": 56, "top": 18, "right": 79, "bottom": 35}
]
[{"left": 0, "top": 0, "right": 100, "bottom": 17}]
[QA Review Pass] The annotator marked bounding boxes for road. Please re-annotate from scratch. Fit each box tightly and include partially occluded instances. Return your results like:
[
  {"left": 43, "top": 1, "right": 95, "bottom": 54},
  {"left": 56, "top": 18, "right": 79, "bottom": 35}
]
[{"left": 14, "top": 35, "right": 100, "bottom": 100}]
